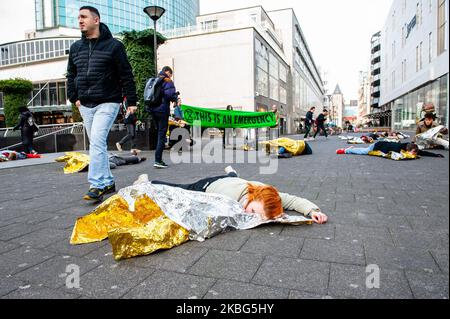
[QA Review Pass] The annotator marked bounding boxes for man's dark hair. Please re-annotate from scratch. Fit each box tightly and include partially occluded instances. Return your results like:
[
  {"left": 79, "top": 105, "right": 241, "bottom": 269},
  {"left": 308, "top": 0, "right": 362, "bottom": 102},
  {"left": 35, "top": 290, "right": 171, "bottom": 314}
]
[
  {"left": 323, "top": 109, "right": 329, "bottom": 113},
  {"left": 80, "top": 6, "right": 101, "bottom": 19},
  {"left": 406, "top": 143, "right": 419, "bottom": 153},
  {"left": 424, "top": 112, "right": 435, "bottom": 120},
  {"left": 226, "top": 105, "right": 233, "bottom": 111},
  {"left": 310, "top": 107, "right": 316, "bottom": 111},
  {"left": 162, "top": 66, "right": 173, "bottom": 74}
]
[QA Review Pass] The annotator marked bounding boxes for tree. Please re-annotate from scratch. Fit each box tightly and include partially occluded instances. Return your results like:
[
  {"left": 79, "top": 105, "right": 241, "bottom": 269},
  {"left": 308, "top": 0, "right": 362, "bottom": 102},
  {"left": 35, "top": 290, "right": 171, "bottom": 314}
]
[
  {"left": 120, "top": 29, "right": 166, "bottom": 120},
  {"left": 0, "top": 79, "right": 33, "bottom": 127}
]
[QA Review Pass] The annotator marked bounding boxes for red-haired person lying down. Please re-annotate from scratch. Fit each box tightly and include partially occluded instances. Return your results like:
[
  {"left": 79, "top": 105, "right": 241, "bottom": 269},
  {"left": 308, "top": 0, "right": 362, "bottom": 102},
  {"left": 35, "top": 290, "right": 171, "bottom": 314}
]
[{"left": 151, "top": 167, "right": 328, "bottom": 224}]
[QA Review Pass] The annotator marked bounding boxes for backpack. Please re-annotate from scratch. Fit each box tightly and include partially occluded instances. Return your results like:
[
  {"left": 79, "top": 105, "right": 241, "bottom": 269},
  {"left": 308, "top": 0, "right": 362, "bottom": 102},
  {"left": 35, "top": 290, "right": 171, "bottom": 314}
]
[
  {"left": 27, "top": 114, "right": 39, "bottom": 133},
  {"left": 144, "top": 77, "right": 164, "bottom": 110}
]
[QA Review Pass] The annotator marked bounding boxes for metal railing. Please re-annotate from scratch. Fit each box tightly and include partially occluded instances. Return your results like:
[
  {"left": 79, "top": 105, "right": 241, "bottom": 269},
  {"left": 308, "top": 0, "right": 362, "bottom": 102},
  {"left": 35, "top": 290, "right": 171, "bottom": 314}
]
[
  {"left": 0, "top": 122, "right": 86, "bottom": 152},
  {"left": 0, "top": 122, "right": 84, "bottom": 138}
]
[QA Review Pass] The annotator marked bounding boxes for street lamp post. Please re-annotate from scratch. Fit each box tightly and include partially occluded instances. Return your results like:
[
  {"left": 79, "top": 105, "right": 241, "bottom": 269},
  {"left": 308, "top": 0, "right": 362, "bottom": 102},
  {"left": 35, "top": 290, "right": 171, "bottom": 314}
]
[{"left": 143, "top": 5, "right": 166, "bottom": 76}]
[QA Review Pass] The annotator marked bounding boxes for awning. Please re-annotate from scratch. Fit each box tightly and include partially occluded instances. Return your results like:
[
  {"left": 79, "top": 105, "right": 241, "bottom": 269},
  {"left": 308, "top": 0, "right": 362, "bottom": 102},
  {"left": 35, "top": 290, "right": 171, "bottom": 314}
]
[{"left": 364, "top": 110, "right": 392, "bottom": 119}]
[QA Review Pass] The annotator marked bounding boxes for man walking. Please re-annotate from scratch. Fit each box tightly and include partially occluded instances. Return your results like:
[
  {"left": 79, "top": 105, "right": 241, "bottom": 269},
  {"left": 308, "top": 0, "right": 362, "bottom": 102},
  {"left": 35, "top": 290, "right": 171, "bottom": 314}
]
[
  {"left": 313, "top": 109, "right": 329, "bottom": 140},
  {"left": 304, "top": 107, "right": 315, "bottom": 141},
  {"left": 67, "top": 6, "right": 137, "bottom": 201},
  {"left": 151, "top": 66, "right": 178, "bottom": 169}
]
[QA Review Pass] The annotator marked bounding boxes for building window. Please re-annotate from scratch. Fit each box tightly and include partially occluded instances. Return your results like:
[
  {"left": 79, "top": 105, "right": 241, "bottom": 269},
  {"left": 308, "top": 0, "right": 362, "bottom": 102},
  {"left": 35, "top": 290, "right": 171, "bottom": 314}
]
[
  {"left": 256, "top": 67, "right": 269, "bottom": 97},
  {"left": 438, "top": 0, "right": 447, "bottom": 55},
  {"left": 429, "top": 32, "right": 433, "bottom": 62},
  {"left": 392, "top": 10, "right": 396, "bottom": 30},
  {"left": 279, "top": 64, "right": 287, "bottom": 83},
  {"left": 279, "top": 86, "right": 287, "bottom": 104},
  {"left": 402, "top": 59, "right": 407, "bottom": 82},
  {"left": 416, "top": 42, "right": 423, "bottom": 71},
  {"left": 392, "top": 41, "right": 396, "bottom": 60},
  {"left": 417, "top": 1, "right": 422, "bottom": 25},
  {"left": 201, "top": 20, "right": 218, "bottom": 31},
  {"left": 392, "top": 70, "right": 396, "bottom": 90},
  {"left": 402, "top": 26, "right": 405, "bottom": 48}
]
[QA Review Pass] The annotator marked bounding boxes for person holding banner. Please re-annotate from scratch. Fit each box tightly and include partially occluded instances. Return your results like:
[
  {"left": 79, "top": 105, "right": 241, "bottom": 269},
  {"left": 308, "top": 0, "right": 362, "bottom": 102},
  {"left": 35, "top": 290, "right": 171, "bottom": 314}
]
[{"left": 222, "top": 105, "right": 234, "bottom": 149}]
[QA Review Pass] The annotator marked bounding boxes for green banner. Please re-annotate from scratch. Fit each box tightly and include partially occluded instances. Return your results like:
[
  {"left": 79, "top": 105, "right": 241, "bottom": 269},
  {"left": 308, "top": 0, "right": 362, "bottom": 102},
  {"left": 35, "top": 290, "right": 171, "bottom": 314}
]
[{"left": 180, "top": 104, "right": 277, "bottom": 129}]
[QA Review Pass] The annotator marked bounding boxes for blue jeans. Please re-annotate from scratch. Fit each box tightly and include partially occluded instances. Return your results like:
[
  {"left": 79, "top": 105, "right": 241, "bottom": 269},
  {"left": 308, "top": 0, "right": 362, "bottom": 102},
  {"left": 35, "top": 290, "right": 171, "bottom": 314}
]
[
  {"left": 79, "top": 103, "right": 120, "bottom": 189},
  {"left": 345, "top": 143, "right": 376, "bottom": 155}
]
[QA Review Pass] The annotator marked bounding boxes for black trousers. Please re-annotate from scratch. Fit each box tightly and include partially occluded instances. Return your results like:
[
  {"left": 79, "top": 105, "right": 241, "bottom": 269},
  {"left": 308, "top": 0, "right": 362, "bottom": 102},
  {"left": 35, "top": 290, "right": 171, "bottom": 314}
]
[
  {"left": 151, "top": 112, "right": 169, "bottom": 163},
  {"left": 118, "top": 124, "right": 136, "bottom": 149},
  {"left": 152, "top": 172, "right": 238, "bottom": 192},
  {"left": 304, "top": 123, "right": 312, "bottom": 138},
  {"left": 21, "top": 128, "right": 34, "bottom": 153},
  {"left": 314, "top": 124, "right": 328, "bottom": 138}
]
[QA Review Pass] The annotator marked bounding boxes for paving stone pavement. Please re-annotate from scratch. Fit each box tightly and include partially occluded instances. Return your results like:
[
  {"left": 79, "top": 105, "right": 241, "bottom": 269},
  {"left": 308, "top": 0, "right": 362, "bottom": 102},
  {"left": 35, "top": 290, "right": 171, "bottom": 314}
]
[{"left": 0, "top": 135, "right": 448, "bottom": 299}]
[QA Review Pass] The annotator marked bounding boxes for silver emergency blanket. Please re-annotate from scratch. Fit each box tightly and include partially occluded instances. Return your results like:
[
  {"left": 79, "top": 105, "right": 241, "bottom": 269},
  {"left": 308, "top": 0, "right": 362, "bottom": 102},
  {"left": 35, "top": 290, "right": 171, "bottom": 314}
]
[
  {"left": 415, "top": 125, "right": 449, "bottom": 150},
  {"left": 119, "top": 183, "right": 312, "bottom": 242}
]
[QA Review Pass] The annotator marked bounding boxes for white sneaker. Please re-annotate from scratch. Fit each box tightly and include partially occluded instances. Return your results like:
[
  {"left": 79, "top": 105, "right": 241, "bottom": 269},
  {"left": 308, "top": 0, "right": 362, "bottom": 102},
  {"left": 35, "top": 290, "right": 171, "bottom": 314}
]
[
  {"left": 116, "top": 143, "right": 123, "bottom": 152},
  {"left": 133, "top": 174, "right": 149, "bottom": 185},
  {"left": 130, "top": 149, "right": 142, "bottom": 156},
  {"left": 225, "top": 166, "right": 238, "bottom": 176}
]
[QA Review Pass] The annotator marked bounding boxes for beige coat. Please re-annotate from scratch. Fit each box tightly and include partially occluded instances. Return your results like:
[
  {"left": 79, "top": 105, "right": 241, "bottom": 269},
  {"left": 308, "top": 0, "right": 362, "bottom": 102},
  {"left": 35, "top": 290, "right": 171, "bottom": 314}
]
[{"left": 205, "top": 177, "right": 320, "bottom": 216}]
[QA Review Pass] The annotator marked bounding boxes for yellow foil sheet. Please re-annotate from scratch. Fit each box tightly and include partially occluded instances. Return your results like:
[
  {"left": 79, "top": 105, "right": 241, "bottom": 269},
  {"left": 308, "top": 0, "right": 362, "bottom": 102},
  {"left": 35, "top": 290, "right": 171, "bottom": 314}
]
[
  {"left": 260, "top": 138, "right": 306, "bottom": 155},
  {"left": 70, "top": 194, "right": 189, "bottom": 260},
  {"left": 108, "top": 217, "right": 189, "bottom": 261},
  {"left": 368, "top": 150, "right": 418, "bottom": 161},
  {"left": 55, "top": 152, "right": 90, "bottom": 174}
]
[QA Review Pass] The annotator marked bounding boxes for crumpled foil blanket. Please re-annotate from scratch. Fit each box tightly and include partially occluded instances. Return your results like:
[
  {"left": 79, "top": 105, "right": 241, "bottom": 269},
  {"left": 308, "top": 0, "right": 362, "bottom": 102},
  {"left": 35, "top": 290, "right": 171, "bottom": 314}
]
[
  {"left": 368, "top": 150, "right": 418, "bottom": 161},
  {"left": 71, "top": 183, "right": 312, "bottom": 260},
  {"left": 260, "top": 138, "right": 306, "bottom": 155},
  {"left": 55, "top": 152, "right": 90, "bottom": 174}
]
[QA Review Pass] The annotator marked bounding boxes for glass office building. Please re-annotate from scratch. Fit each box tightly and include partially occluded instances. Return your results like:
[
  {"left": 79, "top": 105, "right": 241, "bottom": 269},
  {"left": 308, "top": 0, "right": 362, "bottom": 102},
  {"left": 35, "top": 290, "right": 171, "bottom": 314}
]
[{"left": 35, "top": 0, "right": 200, "bottom": 34}]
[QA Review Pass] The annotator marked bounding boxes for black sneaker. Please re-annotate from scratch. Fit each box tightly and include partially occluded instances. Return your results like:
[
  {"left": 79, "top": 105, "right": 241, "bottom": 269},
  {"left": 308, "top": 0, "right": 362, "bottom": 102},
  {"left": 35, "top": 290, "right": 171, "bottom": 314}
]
[
  {"left": 83, "top": 188, "right": 104, "bottom": 201},
  {"left": 104, "top": 183, "right": 116, "bottom": 195},
  {"left": 154, "top": 161, "right": 169, "bottom": 169}
]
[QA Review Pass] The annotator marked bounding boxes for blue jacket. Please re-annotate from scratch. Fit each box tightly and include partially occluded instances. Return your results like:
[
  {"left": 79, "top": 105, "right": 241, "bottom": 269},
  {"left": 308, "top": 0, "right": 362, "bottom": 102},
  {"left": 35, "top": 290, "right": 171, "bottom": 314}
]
[{"left": 152, "top": 71, "right": 178, "bottom": 115}]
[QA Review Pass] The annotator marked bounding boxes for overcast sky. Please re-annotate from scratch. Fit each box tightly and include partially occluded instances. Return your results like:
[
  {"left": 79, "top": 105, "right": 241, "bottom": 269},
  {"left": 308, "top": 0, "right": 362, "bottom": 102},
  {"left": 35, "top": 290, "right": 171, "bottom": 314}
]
[{"left": 200, "top": 0, "right": 393, "bottom": 100}]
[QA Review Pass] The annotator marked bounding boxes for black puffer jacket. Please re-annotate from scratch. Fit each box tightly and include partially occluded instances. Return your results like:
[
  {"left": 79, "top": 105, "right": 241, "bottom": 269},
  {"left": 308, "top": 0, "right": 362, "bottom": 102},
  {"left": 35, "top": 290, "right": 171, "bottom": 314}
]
[{"left": 67, "top": 23, "right": 137, "bottom": 108}]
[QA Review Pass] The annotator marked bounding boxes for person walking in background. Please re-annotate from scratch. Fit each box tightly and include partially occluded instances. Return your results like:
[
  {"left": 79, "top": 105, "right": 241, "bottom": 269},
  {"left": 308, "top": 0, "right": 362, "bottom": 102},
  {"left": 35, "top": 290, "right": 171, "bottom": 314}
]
[
  {"left": 304, "top": 107, "right": 316, "bottom": 141},
  {"left": 67, "top": 6, "right": 137, "bottom": 202},
  {"left": 150, "top": 66, "right": 179, "bottom": 169},
  {"left": 313, "top": 109, "right": 329, "bottom": 140},
  {"left": 13, "top": 107, "right": 38, "bottom": 154},
  {"left": 116, "top": 98, "right": 139, "bottom": 153}
]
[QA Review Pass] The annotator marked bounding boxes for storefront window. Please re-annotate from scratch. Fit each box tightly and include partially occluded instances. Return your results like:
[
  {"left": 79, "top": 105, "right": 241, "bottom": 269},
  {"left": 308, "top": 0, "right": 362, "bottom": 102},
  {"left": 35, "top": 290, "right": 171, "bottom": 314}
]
[
  {"left": 438, "top": 75, "right": 448, "bottom": 126},
  {"left": 256, "top": 67, "right": 269, "bottom": 97},
  {"left": 49, "top": 82, "right": 58, "bottom": 105},
  {"left": 269, "top": 76, "right": 279, "bottom": 101},
  {"left": 280, "top": 86, "right": 287, "bottom": 104},
  {"left": 393, "top": 75, "right": 448, "bottom": 130},
  {"left": 58, "top": 82, "right": 67, "bottom": 105}
]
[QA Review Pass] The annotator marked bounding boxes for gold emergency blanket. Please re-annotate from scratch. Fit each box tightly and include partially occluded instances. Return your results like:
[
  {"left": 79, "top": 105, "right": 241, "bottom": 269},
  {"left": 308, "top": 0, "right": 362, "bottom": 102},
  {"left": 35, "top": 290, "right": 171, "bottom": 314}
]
[
  {"left": 368, "top": 150, "right": 418, "bottom": 161},
  {"left": 260, "top": 138, "right": 306, "bottom": 155},
  {"left": 71, "top": 183, "right": 313, "bottom": 261},
  {"left": 55, "top": 152, "right": 90, "bottom": 174},
  {"left": 70, "top": 194, "right": 189, "bottom": 260}
]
